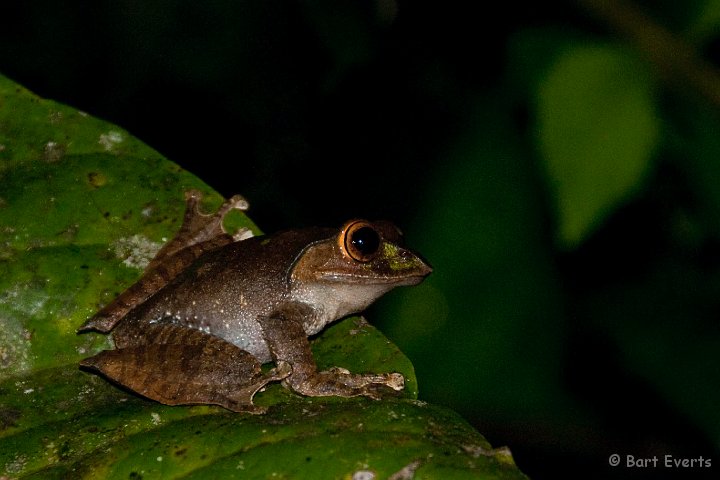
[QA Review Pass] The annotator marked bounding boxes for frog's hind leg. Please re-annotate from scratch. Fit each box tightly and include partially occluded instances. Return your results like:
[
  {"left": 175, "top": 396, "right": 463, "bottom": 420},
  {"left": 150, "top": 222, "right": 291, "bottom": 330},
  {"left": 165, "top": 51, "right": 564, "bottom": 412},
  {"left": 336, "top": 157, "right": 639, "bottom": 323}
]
[
  {"left": 78, "top": 191, "right": 253, "bottom": 334},
  {"left": 80, "top": 325, "right": 290, "bottom": 413}
]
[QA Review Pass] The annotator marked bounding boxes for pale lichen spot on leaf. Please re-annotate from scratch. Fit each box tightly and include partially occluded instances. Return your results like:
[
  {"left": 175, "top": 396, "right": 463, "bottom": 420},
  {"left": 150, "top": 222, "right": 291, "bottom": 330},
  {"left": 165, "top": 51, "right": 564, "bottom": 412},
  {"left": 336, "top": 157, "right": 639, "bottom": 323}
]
[
  {"left": 462, "top": 444, "right": 515, "bottom": 464},
  {"left": 48, "top": 110, "right": 63, "bottom": 124},
  {"left": 0, "top": 314, "right": 33, "bottom": 379},
  {"left": 352, "top": 469, "right": 376, "bottom": 480},
  {"left": 349, "top": 316, "right": 370, "bottom": 335},
  {"left": 4, "top": 453, "right": 28, "bottom": 475},
  {"left": 98, "top": 130, "right": 124, "bottom": 152},
  {"left": 150, "top": 412, "right": 161, "bottom": 425},
  {"left": 42, "top": 438, "right": 60, "bottom": 464},
  {"left": 75, "top": 383, "right": 97, "bottom": 403},
  {"left": 388, "top": 459, "right": 422, "bottom": 480},
  {"left": 1, "top": 283, "right": 50, "bottom": 317},
  {"left": 112, "top": 234, "right": 162, "bottom": 269},
  {"left": 43, "top": 141, "right": 65, "bottom": 163}
]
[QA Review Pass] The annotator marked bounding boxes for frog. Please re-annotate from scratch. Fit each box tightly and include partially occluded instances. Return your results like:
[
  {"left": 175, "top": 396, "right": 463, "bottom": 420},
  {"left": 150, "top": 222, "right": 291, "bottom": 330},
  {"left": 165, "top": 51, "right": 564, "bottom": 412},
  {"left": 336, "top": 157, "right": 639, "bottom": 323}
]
[{"left": 78, "top": 190, "right": 431, "bottom": 414}]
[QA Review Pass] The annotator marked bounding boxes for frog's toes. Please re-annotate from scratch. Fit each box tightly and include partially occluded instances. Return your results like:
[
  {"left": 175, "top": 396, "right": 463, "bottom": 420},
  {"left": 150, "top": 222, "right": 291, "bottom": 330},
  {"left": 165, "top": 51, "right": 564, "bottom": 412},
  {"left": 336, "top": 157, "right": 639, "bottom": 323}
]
[
  {"left": 183, "top": 189, "right": 249, "bottom": 220},
  {"left": 232, "top": 227, "right": 254, "bottom": 241},
  {"left": 78, "top": 352, "right": 101, "bottom": 370},
  {"left": 225, "top": 194, "right": 250, "bottom": 212},
  {"left": 214, "top": 193, "right": 249, "bottom": 221},
  {"left": 385, "top": 372, "right": 405, "bottom": 391},
  {"left": 76, "top": 314, "right": 115, "bottom": 334},
  {"left": 361, "top": 382, "right": 404, "bottom": 400},
  {"left": 271, "top": 360, "right": 293, "bottom": 380},
  {"left": 359, "top": 384, "right": 392, "bottom": 401},
  {"left": 327, "top": 366, "right": 351, "bottom": 375},
  {"left": 184, "top": 189, "right": 203, "bottom": 203}
]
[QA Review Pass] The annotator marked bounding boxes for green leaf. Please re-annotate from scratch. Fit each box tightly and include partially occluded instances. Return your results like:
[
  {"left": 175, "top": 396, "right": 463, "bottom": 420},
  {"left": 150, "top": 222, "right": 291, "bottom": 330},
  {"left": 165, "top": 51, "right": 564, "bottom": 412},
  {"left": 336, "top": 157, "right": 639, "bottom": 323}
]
[
  {"left": 536, "top": 44, "right": 659, "bottom": 248},
  {"left": 0, "top": 74, "right": 257, "bottom": 379},
  {"left": 0, "top": 74, "right": 527, "bottom": 479}
]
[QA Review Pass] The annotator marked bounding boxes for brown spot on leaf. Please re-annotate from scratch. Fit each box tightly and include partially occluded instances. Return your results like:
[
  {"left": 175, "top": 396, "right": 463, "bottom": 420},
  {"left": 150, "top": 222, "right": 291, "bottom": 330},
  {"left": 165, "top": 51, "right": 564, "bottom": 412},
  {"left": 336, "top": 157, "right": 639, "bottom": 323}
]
[
  {"left": 0, "top": 406, "right": 21, "bottom": 430},
  {"left": 87, "top": 171, "right": 107, "bottom": 188},
  {"left": 58, "top": 223, "right": 79, "bottom": 242}
]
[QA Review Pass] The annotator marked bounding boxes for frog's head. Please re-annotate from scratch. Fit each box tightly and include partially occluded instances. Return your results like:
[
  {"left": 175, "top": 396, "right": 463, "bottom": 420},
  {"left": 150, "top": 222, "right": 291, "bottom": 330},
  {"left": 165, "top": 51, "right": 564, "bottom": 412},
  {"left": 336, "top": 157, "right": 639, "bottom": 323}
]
[
  {"left": 293, "top": 219, "right": 432, "bottom": 286},
  {"left": 289, "top": 220, "right": 431, "bottom": 331}
]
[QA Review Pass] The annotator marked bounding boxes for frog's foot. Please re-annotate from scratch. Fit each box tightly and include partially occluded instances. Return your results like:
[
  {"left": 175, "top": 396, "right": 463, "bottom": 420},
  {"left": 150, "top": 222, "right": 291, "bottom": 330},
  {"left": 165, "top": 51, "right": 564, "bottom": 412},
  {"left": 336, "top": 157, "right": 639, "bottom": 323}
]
[
  {"left": 178, "top": 189, "right": 252, "bottom": 244},
  {"left": 284, "top": 368, "right": 405, "bottom": 400},
  {"left": 223, "top": 360, "right": 292, "bottom": 413},
  {"left": 80, "top": 333, "right": 288, "bottom": 413},
  {"left": 148, "top": 190, "right": 253, "bottom": 270},
  {"left": 78, "top": 312, "right": 120, "bottom": 334},
  {"left": 326, "top": 367, "right": 405, "bottom": 391}
]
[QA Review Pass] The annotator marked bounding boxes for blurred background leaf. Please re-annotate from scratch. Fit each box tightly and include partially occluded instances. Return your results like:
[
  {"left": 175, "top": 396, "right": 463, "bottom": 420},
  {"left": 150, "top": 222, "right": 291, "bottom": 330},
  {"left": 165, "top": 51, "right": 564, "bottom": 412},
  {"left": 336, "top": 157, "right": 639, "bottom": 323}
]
[
  {"left": 536, "top": 43, "right": 659, "bottom": 247},
  {"left": 1, "top": 0, "right": 720, "bottom": 477}
]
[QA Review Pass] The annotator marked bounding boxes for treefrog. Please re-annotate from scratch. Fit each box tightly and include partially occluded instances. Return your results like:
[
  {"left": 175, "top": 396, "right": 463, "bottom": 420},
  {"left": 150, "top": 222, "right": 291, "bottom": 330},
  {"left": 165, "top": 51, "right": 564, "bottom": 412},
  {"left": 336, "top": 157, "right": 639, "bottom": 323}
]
[{"left": 79, "top": 191, "right": 431, "bottom": 413}]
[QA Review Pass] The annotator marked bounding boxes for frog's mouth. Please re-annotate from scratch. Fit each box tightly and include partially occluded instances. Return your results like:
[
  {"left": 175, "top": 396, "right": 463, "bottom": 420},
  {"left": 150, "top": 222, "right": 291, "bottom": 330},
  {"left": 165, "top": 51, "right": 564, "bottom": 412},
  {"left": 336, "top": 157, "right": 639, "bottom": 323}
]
[
  {"left": 319, "top": 263, "right": 432, "bottom": 286},
  {"left": 291, "top": 239, "right": 432, "bottom": 286}
]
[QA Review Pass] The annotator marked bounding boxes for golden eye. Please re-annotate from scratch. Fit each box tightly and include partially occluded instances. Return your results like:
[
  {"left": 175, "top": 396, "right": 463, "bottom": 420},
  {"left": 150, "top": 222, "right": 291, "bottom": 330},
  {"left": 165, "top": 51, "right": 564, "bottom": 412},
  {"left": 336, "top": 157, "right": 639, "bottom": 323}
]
[{"left": 340, "top": 220, "right": 381, "bottom": 262}]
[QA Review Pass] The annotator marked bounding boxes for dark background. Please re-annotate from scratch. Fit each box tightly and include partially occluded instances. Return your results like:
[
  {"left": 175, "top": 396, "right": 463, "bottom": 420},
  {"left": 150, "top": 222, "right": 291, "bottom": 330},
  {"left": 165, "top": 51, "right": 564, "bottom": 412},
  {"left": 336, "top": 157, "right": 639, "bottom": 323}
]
[{"left": 2, "top": 1, "right": 720, "bottom": 478}]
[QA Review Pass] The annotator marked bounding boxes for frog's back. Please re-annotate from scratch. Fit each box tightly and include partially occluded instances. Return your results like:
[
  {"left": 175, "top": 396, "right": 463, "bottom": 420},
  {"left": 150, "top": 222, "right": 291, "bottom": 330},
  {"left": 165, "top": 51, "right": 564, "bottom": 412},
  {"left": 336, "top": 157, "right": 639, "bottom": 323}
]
[{"left": 113, "top": 227, "right": 335, "bottom": 362}]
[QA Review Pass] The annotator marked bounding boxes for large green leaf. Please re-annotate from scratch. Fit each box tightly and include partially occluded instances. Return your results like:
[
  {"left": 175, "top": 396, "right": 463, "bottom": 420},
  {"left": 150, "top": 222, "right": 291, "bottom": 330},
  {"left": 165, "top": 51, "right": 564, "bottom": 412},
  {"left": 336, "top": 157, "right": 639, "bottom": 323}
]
[
  {"left": 0, "top": 74, "right": 527, "bottom": 479},
  {"left": 536, "top": 43, "right": 660, "bottom": 248}
]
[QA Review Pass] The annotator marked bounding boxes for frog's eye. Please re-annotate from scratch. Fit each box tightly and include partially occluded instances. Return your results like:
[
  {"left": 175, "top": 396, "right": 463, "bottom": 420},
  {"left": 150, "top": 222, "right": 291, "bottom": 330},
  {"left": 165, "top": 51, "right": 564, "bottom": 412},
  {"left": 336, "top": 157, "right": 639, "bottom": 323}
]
[{"left": 340, "top": 220, "right": 381, "bottom": 262}]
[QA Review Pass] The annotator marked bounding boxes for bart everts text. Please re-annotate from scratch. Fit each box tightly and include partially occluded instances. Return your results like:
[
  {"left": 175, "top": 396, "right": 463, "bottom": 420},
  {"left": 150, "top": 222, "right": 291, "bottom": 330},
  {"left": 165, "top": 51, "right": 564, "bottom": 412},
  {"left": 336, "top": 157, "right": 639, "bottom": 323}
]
[{"left": 608, "top": 453, "right": 712, "bottom": 469}]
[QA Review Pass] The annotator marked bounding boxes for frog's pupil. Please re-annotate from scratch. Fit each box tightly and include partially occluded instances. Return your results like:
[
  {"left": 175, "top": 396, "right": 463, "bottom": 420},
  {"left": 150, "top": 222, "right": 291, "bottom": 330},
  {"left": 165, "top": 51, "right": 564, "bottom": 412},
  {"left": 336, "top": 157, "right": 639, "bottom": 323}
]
[{"left": 351, "top": 226, "right": 380, "bottom": 256}]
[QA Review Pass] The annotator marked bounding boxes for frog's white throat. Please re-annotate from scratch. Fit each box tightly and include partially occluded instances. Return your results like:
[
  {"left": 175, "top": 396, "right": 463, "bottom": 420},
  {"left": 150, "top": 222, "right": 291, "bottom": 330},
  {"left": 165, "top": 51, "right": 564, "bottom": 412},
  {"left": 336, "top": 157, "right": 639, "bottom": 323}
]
[{"left": 289, "top": 281, "right": 396, "bottom": 336}]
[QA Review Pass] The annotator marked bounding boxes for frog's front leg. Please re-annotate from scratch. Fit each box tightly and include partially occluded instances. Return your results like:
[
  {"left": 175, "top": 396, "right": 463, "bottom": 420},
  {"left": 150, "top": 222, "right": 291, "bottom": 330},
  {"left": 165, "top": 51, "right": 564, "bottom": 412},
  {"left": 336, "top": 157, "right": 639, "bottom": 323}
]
[
  {"left": 259, "top": 304, "right": 405, "bottom": 399},
  {"left": 80, "top": 324, "right": 290, "bottom": 413}
]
